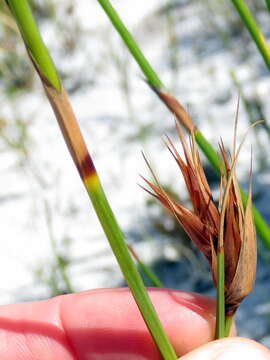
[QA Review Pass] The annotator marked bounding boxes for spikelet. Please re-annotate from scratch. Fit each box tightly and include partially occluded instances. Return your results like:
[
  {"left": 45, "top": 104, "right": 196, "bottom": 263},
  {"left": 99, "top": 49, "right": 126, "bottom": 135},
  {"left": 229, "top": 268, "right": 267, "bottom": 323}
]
[
  {"left": 219, "top": 142, "right": 256, "bottom": 316},
  {"left": 143, "top": 122, "right": 257, "bottom": 317}
]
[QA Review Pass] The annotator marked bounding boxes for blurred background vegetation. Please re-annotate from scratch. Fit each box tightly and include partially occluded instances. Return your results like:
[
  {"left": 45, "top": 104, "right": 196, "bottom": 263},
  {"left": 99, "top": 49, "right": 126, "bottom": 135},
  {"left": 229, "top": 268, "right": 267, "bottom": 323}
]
[{"left": 1, "top": 0, "right": 270, "bottom": 344}]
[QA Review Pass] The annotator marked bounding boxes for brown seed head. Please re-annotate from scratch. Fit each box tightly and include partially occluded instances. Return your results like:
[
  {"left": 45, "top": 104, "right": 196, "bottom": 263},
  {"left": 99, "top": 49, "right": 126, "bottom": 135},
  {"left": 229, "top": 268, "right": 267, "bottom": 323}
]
[
  {"left": 220, "top": 144, "right": 257, "bottom": 316},
  {"left": 143, "top": 123, "right": 257, "bottom": 317}
]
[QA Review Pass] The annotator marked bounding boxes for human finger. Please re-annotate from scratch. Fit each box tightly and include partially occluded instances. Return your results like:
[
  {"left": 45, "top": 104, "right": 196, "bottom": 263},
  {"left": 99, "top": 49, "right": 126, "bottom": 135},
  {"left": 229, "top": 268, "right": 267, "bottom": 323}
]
[
  {"left": 181, "top": 337, "right": 270, "bottom": 360},
  {"left": 0, "top": 288, "right": 227, "bottom": 359}
]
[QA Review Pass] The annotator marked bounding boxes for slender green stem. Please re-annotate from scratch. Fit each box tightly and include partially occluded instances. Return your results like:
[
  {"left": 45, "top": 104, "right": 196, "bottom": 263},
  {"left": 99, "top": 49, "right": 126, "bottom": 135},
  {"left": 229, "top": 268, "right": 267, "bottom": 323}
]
[
  {"left": 97, "top": 0, "right": 270, "bottom": 248},
  {"left": 215, "top": 251, "right": 225, "bottom": 339},
  {"left": 240, "top": 188, "right": 270, "bottom": 247},
  {"left": 97, "top": 0, "right": 163, "bottom": 89},
  {"left": 266, "top": 0, "right": 270, "bottom": 12},
  {"left": 137, "top": 262, "right": 164, "bottom": 287},
  {"left": 225, "top": 315, "right": 234, "bottom": 337},
  {"left": 194, "top": 130, "right": 221, "bottom": 173},
  {"left": 7, "top": 1, "right": 177, "bottom": 359},
  {"left": 231, "top": 0, "right": 270, "bottom": 72},
  {"left": 128, "top": 244, "right": 164, "bottom": 287},
  {"left": 44, "top": 201, "right": 74, "bottom": 294}
]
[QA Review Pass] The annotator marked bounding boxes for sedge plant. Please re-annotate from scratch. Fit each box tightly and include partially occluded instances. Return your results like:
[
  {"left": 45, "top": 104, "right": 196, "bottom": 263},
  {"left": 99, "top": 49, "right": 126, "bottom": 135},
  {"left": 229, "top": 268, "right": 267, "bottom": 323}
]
[
  {"left": 5, "top": 1, "right": 177, "bottom": 359},
  {"left": 3, "top": 0, "right": 260, "bottom": 352},
  {"left": 97, "top": 0, "right": 270, "bottom": 247}
]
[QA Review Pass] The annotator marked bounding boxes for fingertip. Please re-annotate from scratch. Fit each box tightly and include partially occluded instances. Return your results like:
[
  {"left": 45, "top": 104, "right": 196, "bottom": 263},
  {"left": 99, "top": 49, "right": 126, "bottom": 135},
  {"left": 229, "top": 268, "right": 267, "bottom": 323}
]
[{"left": 181, "top": 337, "right": 270, "bottom": 360}]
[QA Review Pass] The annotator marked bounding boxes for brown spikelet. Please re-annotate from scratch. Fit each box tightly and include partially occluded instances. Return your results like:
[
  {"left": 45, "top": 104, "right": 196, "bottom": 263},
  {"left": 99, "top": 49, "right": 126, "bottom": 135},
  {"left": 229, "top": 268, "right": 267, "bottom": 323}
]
[
  {"left": 143, "top": 126, "right": 220, "bottom": 267},
  {"left": 143, "top": 122, "right": 257, "bottom": 317},
  {"left": 218, "top": 121, "right": 257, "bottom": 316},
  {"left": 224, "top": 167, "right": 257, "bottom": 316}
]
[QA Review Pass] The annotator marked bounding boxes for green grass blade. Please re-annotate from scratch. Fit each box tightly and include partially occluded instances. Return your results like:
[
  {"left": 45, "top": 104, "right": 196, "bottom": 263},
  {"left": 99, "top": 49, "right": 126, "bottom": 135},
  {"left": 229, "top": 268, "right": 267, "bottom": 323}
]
[
  {"left": 231, "top": 0, "right": 270, "bottom": 72},
  {"left": 7, "top": 1, "right": 177, "bottom": 358},
  {"left": 97, "top": 0, "right": 270, "bottom": 248}
]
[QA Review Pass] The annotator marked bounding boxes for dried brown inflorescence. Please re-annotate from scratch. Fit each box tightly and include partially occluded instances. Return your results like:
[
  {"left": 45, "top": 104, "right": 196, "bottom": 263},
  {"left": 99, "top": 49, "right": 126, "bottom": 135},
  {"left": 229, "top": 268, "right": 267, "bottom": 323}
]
[{"left": 143, "top": 122, "right": 257, "bottom": 317}]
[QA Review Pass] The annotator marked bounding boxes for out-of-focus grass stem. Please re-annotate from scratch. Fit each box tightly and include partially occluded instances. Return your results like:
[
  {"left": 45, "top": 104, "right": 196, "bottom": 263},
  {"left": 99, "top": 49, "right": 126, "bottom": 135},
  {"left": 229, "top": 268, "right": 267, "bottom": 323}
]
[
  {"left": 266, "top": 0, "right": 270, "bottom": 12},
  {"left": 44, "top": 201, "right": 74, "bottom": 294}
]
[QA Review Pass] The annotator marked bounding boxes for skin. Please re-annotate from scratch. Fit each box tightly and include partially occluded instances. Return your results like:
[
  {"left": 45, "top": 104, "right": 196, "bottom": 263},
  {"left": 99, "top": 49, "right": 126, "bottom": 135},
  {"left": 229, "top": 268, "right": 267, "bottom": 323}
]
[{"left": 0, "top": 288, "right": 268, "bottom": 360}]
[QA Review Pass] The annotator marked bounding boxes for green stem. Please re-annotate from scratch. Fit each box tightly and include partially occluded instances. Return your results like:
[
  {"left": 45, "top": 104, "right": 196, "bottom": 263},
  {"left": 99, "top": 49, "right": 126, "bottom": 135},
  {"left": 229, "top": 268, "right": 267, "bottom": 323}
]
[
  {"left": 194, "top": 130, "right": 221, "bottom": 174},
  {"left": 97, "top": 0, "right": 270, "bottom": 248},
  {"left": 97, "top": 0, "right": 163, "bottom": 89},
  {"left": 5, "top": 0, "right": 61, "bottom": 91},
  {"left": 241, "top": 188, "right": 270, "bottom": 247},
  {"left": 225, "top": 315, "right": 234, "bottom": 337},
  {"left": 137, "top": 262, "right": 164, "bottom": 288},
  {"left": 215, "top": 251, "right": 225, "bottom": 339},
  {"left": 231, "top": 0, "right": 270, "bottom": 72}
]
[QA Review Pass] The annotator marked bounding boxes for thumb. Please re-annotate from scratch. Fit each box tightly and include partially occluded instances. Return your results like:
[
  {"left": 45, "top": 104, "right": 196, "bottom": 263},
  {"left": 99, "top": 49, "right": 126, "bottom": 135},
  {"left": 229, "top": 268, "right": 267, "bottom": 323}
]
[{"left": 181, "top": 337, "right": 270, "bottom": 360}]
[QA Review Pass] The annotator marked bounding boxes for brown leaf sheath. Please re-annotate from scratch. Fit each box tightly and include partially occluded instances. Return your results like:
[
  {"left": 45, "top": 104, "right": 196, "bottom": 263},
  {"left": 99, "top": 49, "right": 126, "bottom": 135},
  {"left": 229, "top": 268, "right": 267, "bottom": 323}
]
[
  {"left": 27, "top": 51, "right": 96, "bottom": 181},
  {"left": 43, "top": 84, "right": 96, "bottom": 180},
  {"left": 150, "top": 85, "right": 195, "bottom": 133}
]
